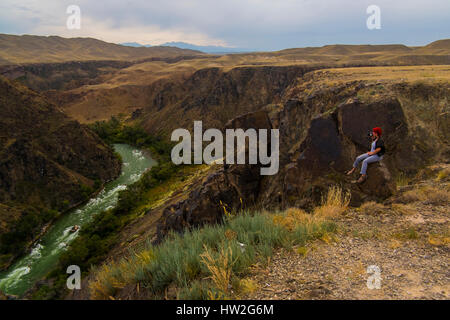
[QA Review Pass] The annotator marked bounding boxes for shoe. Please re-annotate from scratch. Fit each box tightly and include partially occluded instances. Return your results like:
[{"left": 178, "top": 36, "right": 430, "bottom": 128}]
[{"left": 357, "top": 175, "right": 367, "bottom": 184}]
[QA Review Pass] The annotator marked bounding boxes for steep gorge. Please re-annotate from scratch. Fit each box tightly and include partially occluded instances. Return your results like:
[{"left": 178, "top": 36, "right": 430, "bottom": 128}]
[
  {"left": 1, "top": 37, "right": 447, "bottom": 298},
  {"left": 153, "top": 73, "right": 449, "bottom": 242},
  {"left": 0, "top": 76, "right": 121, "bottom": 270},
  {"left": 67, "top": 64, "right": 449, "bottom": 300}
]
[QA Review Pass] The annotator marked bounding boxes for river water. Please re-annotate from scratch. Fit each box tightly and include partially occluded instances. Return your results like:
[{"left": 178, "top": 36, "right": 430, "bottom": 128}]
[{"left": 0, "top": 144, "right": 156, "bottom": 297}]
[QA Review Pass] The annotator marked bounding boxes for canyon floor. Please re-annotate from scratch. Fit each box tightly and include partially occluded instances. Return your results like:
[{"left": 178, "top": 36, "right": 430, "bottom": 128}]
[{"left": 243, "top": 165, "right": 450, "bottom": 300}]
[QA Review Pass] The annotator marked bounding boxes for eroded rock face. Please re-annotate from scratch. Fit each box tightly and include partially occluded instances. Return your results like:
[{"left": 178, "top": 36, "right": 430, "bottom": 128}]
[
  {"left": 142, "top": 66, "right": 314, "bottom": 136},
  {"left": 155, "top": 91, "right": 445, "bottom": 240},
  {"left": 155, "top": 168, "right": 240, "bottom": 242},
  {"left": 155, "top": 111, "right": 272, "bottom": 242},
  {"left": 278, "top": 98, "right": 404, "bottom": 207}
]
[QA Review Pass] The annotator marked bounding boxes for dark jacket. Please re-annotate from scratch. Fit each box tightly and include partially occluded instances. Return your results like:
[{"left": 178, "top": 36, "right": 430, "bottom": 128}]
[{"left": 370, "top": 138, "right": 385, "bottom": 156}]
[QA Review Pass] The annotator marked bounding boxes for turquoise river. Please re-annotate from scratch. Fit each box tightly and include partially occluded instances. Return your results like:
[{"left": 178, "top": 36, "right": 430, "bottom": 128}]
[{"left": 0, "top": 144, "right": 156, "bottom": 297}]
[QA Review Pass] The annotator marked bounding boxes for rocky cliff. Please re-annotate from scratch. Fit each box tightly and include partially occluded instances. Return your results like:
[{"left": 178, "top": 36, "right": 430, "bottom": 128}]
[
  {"left": 59, "top": 65, "right": 448, "bottom": 300},
  {"left": 140, "top": 66, "right": 317, "bottom": 136},
  {"left": 154, "top": 76, "right": 449, "bottom": 242}
]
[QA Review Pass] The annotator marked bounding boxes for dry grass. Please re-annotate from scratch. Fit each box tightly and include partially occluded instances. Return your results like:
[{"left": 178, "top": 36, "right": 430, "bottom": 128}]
[
  {"left": 417, "top": 186, "right": 450, "bottom": 205},
  {"left": 200, "top": 245, "right": 236, "bottom": 294},
  {"left": 396, "top": 185, "right": 449, "bottom": 205},
  {"left": 428, "top": 234, "right": 450, "bottom": 246},
  {"left": 90, "top": 265, "right": 123, "bottom": 300},
  {"left": 236, "top": 278, "right": 259, "bottom": 295},
  {"left": 436, "top": 168, "right": 450, "bottom": 182},
  {"left": 323, "top": 66, "right": 450, "bottom": 84},
  {"left": 396, "top": 189, "right": 421, "bottom": 203},
  {"left": 393, "top": 227, "right": 419, "bottom": 240},
  {"left": 295, "top": 246, "right": 310, "bottom": 257},
  {"left": 358, "top": 201, "right": 386, "bottom": 215},
  {"left": 313, "top": 186, "right": 351, "bottom": 218},
  {"left": 389, "top": 239, "right": 403, "bottom": 249},
  {"left": 272, "top": 186, "right": 350, "bottom": 235},
  {"left": 396, "top": 173, "right": 411, "bottom": 188},
  {"left": 90, "top": 250, "right": 154, "bottom": 300},
  {"left": 391, "top": 203, "right": 417, "bottom": 215},
  {"left": 272, "top": 208, "right": 312, "bottom": 231}
]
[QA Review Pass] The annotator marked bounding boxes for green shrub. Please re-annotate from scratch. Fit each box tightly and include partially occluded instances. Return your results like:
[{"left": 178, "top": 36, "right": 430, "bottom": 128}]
[
  {"left": 0, "top": 207, "right": 57, "bottom": 257},
  {"left": 89, "top": 210, "right": 338, "bottom": 300}
]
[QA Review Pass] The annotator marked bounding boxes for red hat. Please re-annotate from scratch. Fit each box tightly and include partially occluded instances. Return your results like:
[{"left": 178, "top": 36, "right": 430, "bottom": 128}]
[{"left": 372, "top": 127, "right": 382, "bottom": 136}]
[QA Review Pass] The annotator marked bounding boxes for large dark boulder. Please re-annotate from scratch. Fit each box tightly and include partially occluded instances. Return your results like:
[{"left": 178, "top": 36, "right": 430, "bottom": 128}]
[
  {"left": 354, "top": 162, "right": 396, "bottom": 201},
  {"left": 337, "top": 98, "right": 429, "bottom": 174},
  {"left": 278, "top": 97, "right": 408, "bottom": 207}
]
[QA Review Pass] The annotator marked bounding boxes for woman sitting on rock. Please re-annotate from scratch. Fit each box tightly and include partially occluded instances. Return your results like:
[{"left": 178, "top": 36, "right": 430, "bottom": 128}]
[{"left": 346, "top": 127, "right": 385, "bottom": 183}]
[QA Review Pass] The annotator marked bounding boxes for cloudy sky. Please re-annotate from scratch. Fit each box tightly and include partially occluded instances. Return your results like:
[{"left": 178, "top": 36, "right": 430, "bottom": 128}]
[{"left": 0, "top": 0, "right": 448, "bottom": 50}]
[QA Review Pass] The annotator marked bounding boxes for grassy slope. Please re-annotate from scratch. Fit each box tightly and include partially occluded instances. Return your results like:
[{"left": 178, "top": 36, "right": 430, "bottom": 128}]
[
  {"left": 88, "top": 186, "right": 349, "bottom": 300},
  {"left": 88, "top": 165, "right": 449, "bottom": 300}
]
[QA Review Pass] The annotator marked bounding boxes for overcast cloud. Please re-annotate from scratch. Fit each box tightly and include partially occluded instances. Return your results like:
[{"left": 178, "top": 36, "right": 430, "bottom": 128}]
[{"left": 0, "top": 0, "right": 448, "bottom": 50}]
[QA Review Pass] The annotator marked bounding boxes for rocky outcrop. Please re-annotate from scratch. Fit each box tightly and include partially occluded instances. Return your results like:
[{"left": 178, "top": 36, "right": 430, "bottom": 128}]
[
  {"left": 153, "top": 73, "right": 450, "bottom": 243},
  {"left": 274, "top": 97, "right": 405, "bottom": 207},
  {"left": 0, "top": 77, "right": 121, "bottom": 206},
  {"left": 155, "top": 91, "right": 445, "bottom": 240}
]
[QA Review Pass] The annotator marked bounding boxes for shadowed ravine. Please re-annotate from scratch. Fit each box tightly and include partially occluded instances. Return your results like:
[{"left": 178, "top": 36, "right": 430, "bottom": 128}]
[{"left": 0, "top": 144, "right": 156, "bottom": 297}]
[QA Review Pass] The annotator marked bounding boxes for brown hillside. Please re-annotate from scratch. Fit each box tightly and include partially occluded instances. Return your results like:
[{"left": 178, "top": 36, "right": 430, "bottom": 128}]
[
  {"left": 0, "top": 34, "right": 203, "bottom": 65},
  {"left": 424, "top": 39, "right": 450, "bottom": 49}
]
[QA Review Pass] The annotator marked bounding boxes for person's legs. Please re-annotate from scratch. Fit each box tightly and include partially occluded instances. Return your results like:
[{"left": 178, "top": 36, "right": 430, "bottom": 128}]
[
  {"left": 360, "top": 155, "right": 382, "bottom": 175},
  {"left": 353, "top": 153, "right": 370, "bottom": 169},
  {"left": 347, "top": 153, "right": 370, "bottom": 175}
]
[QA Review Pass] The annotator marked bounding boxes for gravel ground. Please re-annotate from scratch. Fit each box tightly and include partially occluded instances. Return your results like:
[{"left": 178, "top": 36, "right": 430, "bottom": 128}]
[{"left": 243, "top": 180, "right": 449, "bottom": 300}]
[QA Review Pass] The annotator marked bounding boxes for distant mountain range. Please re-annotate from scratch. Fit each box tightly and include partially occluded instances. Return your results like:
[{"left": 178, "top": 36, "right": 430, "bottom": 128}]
[
  {"left": 1, "top": 33, "right": 448, "bottom": 65},
  {"left": 120, "top": 41, "right": 252, "bottom": 54}
]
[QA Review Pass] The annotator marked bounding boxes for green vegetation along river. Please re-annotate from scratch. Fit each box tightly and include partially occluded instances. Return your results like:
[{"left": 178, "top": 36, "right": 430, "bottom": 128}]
[{"left": 0, "top": 144, "right": 156, "bottom": 297}]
